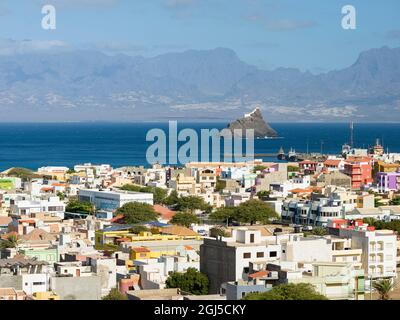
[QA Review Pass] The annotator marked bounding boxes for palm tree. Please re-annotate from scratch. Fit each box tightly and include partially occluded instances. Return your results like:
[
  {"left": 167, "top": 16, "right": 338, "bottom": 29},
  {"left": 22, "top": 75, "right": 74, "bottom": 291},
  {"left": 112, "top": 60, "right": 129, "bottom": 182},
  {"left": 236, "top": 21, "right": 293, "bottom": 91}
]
[
  {"left": 0, "top": 234, "right": 21, "bottom": 250},
  {"left": 373, "top": 279, "right": 395, "bottom": 300}
]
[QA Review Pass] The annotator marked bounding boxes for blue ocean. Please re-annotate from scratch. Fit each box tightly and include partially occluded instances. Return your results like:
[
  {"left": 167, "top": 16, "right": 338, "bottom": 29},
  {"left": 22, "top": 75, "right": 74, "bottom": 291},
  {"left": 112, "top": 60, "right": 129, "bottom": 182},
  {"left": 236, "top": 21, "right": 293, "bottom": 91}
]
[{"left": 0, "top": 122, "right": 399, "bottom": 171}]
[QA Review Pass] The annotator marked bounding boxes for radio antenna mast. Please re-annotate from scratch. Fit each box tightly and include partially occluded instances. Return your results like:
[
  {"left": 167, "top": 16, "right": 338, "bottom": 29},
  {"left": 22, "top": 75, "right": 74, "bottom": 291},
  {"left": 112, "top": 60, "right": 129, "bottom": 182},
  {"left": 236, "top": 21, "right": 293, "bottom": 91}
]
[{"left": 350, "top": 121, "right": 354, "bottom": 148}]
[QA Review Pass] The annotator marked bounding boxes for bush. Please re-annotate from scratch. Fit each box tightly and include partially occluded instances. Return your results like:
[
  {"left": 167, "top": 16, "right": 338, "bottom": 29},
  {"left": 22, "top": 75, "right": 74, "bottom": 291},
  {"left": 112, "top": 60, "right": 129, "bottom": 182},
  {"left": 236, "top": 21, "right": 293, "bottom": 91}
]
[
  {"left": 170, "top": 212, "right": 200, "bottom": 227},
  {"left": 102, "top": 288, "right": 128, "bottom": 300},
  {"left": 115, "top": 202, "right": 158, "bottom": 224},
  {"left": 166, "top": 268, "right": 209, "bottom": 295},
  {"left": 243, "top": 283, "right": 327, "bottom": 300}
]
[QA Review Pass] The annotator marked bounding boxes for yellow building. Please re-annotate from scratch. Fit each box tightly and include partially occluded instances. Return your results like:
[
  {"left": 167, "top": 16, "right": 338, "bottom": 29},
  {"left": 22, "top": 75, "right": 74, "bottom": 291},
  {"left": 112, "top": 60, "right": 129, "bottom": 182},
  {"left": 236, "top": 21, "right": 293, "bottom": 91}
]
[
  {"left": 374, "top": 161, "right": 400, "bottom": 174},
  {"left": 95, "top": 226, "right": 201, "bottom": 247},
  {"left": 31, "top": 291, "right": 60, "bottom": 300},
  {"left": 169, "top": 173, "right": 201, "bottom": 196}
]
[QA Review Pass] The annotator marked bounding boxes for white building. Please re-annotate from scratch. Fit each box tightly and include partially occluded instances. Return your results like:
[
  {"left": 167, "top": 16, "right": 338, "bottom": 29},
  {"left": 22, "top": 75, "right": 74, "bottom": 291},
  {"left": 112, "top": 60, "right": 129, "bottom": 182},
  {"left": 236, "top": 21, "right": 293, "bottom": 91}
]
[
  {"left": 11, "top": 196, "right": 65, "bottom": 218},
  {"left": 78, "top": 189, "right": 153, "bottom": 211},
  {"left": 328, "top": 220, "right": 397, "bottom": 280}
]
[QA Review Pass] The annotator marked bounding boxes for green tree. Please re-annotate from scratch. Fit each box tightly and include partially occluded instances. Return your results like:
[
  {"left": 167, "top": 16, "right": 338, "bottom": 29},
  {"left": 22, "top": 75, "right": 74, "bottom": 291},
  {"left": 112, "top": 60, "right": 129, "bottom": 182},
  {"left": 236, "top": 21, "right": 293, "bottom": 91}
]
[
  {"left": 0, "top": 234, "right": 21, "bottom": 250},
  {"left": 66, "top": 168, "right": 76, "bottom": 174},
  {"left": 235, "top": 199, "right": 278, "bottom": 225},
  {"left": 57, "top": 191, "right": 66, "bottom": 200},
  {"left": 215, "top": 178, "right": 225, "bottom": 192},
  {"left": 287, "top": 165, "right": 299, "bottom": 172},
  {"left": 311, "top": 227, "right": 328, "bottom": 236},
  {"left": 163, "top": 190, "right": 179, "bottom": 206},
  {"left": 176, "top": 196, "right": 208, "bottom": 213},
  {"left": 129, "top": 225, "right": 150, "bottom": 234},
  {"left": 120, "top": 184, "right": 142, "bottom": 192},
  {"left": 170, "top": 212, "right": 200, "bottom": 227},
  {"left": 243, "top": 283, "right": 327, "bottom": 300},
  {"left": 373, "top": 279, "right": 395, "bottom": 300},
  {"left": 375, "top": 198, "right": 384, "bottom": 207},
  {"left": 120, "top": 184, "right": 168, "bottom": 204},
  {"left": 209, "top": 227, "right": 229, "bottom": 238},
  {"left": 256, "top": 190, "right": 270, "bottom": 199},
  {"left": 6, "top": 167, "right": 40, "bottom": 180},
  {"left": 102, "top": 288, "right": 128, "bottom": 300},
  {"left": 115, "top": 202, "right": 158, "bottom": 224},
  {"left": 165, "top": 268, "right": 209, "bottom": 295},
  {"left": 66, "top": 200, "right": 95, "bottom": 214},
  {"left": 253, "top": 165, "right": 267, "bottom": 173},
  {"left": 390, "top": 197, "right": 400, "bottom": 206},
  {"left": 209, "top": 207, "right": 236, "bottom": 225}
]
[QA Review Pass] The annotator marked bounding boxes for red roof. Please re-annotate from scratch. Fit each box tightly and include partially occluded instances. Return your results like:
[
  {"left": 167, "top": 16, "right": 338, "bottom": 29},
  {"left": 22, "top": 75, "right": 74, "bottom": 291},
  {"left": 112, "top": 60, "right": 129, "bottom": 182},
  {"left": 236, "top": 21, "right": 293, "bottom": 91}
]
[
  {"left": 249, "top": 270, "right": 269, "bottom": 279},
  {"left": 324, "top": 160, "right": 341, "bottom": 166},
  {"left": 300, "top": 160, "right": 317, "bottom": 165},
  {"left": 110, "top": 214, "right": 124, "bottom": 223},
  {"left": 153, "top": 205, "right": 176, "bottom": 221}
]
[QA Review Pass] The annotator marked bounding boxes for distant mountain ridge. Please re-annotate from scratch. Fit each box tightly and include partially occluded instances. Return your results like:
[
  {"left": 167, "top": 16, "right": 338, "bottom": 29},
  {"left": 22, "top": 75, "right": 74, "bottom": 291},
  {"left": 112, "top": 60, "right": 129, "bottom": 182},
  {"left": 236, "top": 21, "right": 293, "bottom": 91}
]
[{"left": 0, "top": 46, "right": 399, "bottom": 121}]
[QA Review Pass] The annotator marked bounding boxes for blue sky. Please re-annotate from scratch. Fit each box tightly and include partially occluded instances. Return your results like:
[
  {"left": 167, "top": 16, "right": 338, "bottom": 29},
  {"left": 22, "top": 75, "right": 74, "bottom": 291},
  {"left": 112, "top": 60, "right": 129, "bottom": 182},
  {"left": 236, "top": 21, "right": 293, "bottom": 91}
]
[{"left": 0, "top": 0, "right": 399, "bottom": 72}]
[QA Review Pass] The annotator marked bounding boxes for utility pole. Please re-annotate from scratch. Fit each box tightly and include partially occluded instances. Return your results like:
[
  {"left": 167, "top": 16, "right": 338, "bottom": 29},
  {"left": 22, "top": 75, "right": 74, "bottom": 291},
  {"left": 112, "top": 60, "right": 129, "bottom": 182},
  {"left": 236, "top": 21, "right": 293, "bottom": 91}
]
[{"left": 350, "top": 121, "right": 354, "bottom": 148}]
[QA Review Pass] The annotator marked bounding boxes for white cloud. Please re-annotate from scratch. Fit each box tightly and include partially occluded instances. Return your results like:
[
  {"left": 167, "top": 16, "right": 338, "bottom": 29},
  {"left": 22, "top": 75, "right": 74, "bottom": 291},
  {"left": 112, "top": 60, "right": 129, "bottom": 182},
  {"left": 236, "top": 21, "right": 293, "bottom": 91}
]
[
  {"left": 0, "top": 39, "right": 70, "bottom": 55},
  {"left": 265, "top": 19, "right": 317, "bottom": 31},
  {"left": 35, "top": 0, "right": 119, "bottom": 8},
  {"left": 164, "top": 0, "right": 197, "bottom": 9}
]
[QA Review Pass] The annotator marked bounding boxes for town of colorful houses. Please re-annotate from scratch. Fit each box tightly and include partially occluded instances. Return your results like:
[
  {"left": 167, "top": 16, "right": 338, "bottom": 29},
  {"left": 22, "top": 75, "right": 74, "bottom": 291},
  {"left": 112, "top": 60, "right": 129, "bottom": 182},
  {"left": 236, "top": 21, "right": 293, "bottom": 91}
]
[{"left": 0, "top": 141, "right": 400, "bottom": 301}]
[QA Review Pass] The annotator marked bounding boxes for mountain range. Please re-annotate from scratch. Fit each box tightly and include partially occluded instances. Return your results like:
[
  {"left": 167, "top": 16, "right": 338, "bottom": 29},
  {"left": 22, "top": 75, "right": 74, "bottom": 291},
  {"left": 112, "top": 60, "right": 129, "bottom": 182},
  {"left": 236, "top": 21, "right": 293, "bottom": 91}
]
[{"left": 0, "top": 46, "right": 399, "bottom": 122}]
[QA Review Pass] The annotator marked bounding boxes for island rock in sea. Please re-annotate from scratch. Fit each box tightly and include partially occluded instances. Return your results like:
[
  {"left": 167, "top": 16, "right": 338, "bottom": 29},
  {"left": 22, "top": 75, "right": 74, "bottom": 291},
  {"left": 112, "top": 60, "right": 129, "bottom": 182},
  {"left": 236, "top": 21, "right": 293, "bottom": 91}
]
[{"left": 227, "top": 107, "right": 278, "bottom": 138}]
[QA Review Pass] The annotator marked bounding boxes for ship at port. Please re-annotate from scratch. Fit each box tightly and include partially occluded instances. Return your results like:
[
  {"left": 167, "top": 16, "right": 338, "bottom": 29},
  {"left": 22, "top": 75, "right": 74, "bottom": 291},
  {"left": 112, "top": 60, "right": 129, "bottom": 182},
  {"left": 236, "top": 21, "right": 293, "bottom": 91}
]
[
  {"left": 286, "top": 148, "right": 298, "bottom": 162},
  {"left": 277, "top": 147, "right": 286, "bottom": 160}
]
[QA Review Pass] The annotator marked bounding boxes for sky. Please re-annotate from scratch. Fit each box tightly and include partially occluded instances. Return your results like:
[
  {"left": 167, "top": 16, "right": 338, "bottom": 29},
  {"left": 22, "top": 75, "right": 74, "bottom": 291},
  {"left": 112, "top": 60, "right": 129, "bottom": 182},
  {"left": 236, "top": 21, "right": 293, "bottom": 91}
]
[{"left": 0, "top": 0, "right": 399, "bottom": 72}]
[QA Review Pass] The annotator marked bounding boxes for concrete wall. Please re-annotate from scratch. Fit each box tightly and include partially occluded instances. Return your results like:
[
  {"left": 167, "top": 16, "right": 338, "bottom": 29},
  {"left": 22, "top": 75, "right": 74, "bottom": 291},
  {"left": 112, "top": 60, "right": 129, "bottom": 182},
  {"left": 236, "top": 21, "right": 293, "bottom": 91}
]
[
  {"left": 200, "top": 239, "right": 236, "bottom": 294},
  {"left": 50, "top": 276, "right": 102, "bottom": 300},
  {"left": 0, "top": 275, "right": 22, "bottom": 290},
  {"left": 225, "top": 282, "right": 270, "bottom": 300}
]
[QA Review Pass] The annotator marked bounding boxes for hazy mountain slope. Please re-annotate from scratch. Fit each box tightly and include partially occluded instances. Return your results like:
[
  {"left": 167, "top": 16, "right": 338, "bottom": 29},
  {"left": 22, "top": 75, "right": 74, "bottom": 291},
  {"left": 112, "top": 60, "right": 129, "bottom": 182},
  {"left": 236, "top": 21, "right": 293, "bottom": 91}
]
[{"left": 0, "top": 46, "right": 399, "bottom": 121}]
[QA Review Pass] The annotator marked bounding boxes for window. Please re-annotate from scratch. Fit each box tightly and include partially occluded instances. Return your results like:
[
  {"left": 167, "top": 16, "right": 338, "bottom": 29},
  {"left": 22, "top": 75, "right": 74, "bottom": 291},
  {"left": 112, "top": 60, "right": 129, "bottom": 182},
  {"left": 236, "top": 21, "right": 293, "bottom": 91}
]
[
  {"left": 243, "top": 267, "right": 249, "bottom": 274},
  {"left": 33, "top": 282, "right": 45, "bottom": 286},
  {"left": 243, "top": 253, "right": 251, "bottom": 259},
  {"left": 269, "top": 251, "right": 277, "bottom": 258},
  {"left": 250, "top": 234, "right": 255, "bottom": 243},
  {"left": 257, "top": 252, "right": 264, "bottom": 258}
]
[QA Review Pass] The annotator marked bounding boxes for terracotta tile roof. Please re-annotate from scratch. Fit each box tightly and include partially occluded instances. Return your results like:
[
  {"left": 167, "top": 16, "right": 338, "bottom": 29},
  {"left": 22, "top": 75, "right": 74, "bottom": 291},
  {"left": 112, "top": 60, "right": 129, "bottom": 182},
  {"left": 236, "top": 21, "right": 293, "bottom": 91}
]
[
  {"left": 324, "top": 160, "right": 341, "bottom": 166},
  {"left": 184, "top": 245, "right": 194, "bottom": 250},
  {"left": 40, "top": 187, "right": 53, "bottom": 192},
  {"left": 153, "top": 205, "right": 176, "bottom": 221},
  {"left": 0, "top": 216, "right": 12, "bottom": 226},
  {"left": 300, "top": 160, "right": 317, "bottom": 164},
  {"left": 0, "top": 288, "right": 17, "bottom": 296},
  {"left": 51, "top": 183, "right": 66, "bottom": 187},
  {"left": 160, "top": 225, "right": 199, "bottom": 237},
  {"left": 110, "top": 214, "right": 124, "bottom": 223},
  {"left": 249, "top": 270, "right": 269, "bottom": 279},
  {"left": 289, "top": 188, "right": 313, "bottom": 194},
  {"left": 22, "top": 228, "right": 57, "bottom": 241},
  {"left": 346, "top": 156, "right": 372, "bottom": 163}
]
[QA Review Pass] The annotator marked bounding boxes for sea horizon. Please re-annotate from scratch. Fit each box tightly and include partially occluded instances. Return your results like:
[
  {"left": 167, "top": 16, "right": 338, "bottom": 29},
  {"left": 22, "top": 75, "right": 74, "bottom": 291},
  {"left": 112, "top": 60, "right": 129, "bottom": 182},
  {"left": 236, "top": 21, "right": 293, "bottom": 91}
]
[{"left": 0, "top": 122, "right": 399, "bottom": 171}]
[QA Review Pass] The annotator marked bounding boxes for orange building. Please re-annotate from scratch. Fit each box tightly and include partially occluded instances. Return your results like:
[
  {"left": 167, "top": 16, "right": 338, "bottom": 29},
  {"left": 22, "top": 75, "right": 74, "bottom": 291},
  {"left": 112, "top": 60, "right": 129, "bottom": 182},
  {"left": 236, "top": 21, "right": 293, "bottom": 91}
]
[{"left": 344, "top": 157, "right": 373, "bottom": 189}]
